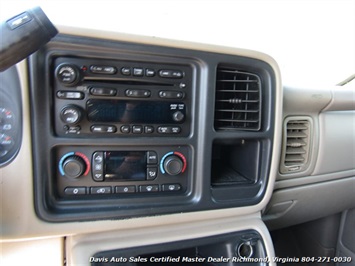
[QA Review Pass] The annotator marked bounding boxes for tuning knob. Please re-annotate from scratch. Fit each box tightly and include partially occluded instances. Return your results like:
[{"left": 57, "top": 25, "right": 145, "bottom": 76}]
[
  {"left": 60, "top": 105, "right": 82, "bottom": 125},
  {"left": 172, "top": 111, "right": 185, "bottom": 123},
  {"left": 62, "top": 155, "right": 86, "bottom": 178}
]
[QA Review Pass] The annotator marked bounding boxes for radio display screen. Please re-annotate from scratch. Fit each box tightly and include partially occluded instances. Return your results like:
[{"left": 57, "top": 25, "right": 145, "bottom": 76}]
[
  {"left": 104, "top": 151, "right": 146, "bottom": 180},
  {"left": 87, "top": 99, "right": 185, "bottom": 123}
]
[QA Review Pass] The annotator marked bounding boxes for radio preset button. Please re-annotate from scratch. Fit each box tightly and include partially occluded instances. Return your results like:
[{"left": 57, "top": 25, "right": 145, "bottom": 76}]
[
  {"left": 159, "top": 91, "right": 185, "bottom": 99},
  {"left": 91, "top": 125, "right": 117, "bottom": 133},
  {"left": 57, "top": 91, "right": 84, "bottom": 99},
  {"left": 144, "top": 126, "right": 154, "bottom": 134},
  {"left": 116, "top": 186, "right": 136, "bottom": 194},
  {"left": 139, "top": 185, "right": 159, "bottom": 193},
  {"left": 90, "top": 65, "right": 117, "bottom": 75},
  {"left": 90, "top": 87, "right": 117, "bottom": 96},
  {"left": 90, "top": 187, "right": 112, "bottom": 194},
  {"left": 120, "top": 125, "right": 130, "bottom": 134},
  {"left": 125, "top": 89, "right": 151, "bottom": 98},
  {"left": 159, "top": 69, "right": 184, "bottom": 79},
  {"left": 121, "top": 67, "right": 131, "bottom": 76},
  {"left": 157, "top": 126, "right": 181, "bottom": 134},
  {"left": 132, "top": 125, "right": 143, "bottom": 134},
  {"left": 133, "top": 67, "right": 144, "bottom": 76},
  {"left": 145, "top": 69, "right": 156, "bottom": 77}
]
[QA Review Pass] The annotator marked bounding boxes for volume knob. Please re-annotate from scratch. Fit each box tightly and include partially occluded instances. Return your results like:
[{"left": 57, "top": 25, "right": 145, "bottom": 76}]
[
  {"left": 62, "top": 155, "right": 86, "bottom": 178},
  {"left": 56, "top": 64, "right": 80, "bottom": 86}
]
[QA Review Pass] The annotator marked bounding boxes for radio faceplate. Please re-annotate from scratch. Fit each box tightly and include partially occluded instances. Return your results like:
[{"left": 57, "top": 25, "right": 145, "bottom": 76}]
[
  {"left": 55, "top": 146, "right": 190, "bottom": 199},
  {"left": 53, "top": 57, "right": 193, "bottom": 137}
]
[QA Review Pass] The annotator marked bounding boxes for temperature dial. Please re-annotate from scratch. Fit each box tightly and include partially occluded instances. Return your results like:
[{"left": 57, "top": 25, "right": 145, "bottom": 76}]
[
  {"left": 62, "top": 156, "right": 86, "bottom": 178},
  {"left": 59, "top": 152, "right": 90, "bottom": 178},
  {"left": 160, "top": 151, "right": 187, "bottom": 176},
  {"left": 56, "top": 64, "right": 80, "bottom": 86}
]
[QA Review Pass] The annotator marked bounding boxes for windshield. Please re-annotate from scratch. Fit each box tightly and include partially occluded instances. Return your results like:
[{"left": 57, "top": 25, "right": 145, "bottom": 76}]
[{"left": 1, "top": 0, "right": 354, "bottom": 87}]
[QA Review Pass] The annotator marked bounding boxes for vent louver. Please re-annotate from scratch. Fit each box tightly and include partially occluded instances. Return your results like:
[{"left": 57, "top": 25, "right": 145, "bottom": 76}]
[
  {"left": 214, "top": 66, "right": 261, "bottom": 131},
  {"left": 280, "top": 118, "right": 312, "bottom": 174}
]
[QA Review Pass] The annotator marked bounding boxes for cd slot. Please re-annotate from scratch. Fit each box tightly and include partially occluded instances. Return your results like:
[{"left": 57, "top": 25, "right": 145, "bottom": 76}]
[{"left": 84, "top": 77, "right": 174, "bottom": 86}]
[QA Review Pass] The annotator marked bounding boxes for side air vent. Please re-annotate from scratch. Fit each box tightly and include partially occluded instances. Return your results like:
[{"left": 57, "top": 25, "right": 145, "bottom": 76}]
[
  {"left": 280, "top": 117, "right": 312, "bottom": 174},
  {"left": 214, "top": 66, "right": 261, "bottom": 131}
]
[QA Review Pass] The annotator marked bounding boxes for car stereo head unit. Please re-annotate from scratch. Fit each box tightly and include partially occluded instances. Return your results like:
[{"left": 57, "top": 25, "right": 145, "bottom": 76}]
[{"left": 53, "top": 57, "right": 193, "bottom": 137}]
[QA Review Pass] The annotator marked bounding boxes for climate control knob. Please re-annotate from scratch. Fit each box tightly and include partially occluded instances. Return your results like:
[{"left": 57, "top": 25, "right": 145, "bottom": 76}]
[
  {"left": 163, "top": 155, "right": 183, "bottom": 175},
  {"left": 160, "top": 151, "right": 187, "bottom": 176},
  {"left": 62, "top": 155, "right": 86, "bottom": 178},
  {"left": 59, "top": 152, "right": 90, "bottom": 179}
]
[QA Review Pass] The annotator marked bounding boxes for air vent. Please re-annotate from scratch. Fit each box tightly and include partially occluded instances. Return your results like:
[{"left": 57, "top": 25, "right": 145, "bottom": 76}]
[
  {"left": 214, "top": 66, "right": 261, "bottom": 131},
  {"left": 280, "top": 118, "right": 312, "bottom": 174}
]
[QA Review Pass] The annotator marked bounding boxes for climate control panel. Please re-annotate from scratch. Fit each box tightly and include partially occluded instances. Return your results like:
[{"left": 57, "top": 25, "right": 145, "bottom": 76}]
[{"left": 55, "top": 146, "right": 190, "bottom": 198}]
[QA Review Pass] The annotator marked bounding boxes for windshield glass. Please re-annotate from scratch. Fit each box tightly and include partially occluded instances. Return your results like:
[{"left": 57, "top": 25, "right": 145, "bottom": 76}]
[{"left": 1, "top": 0, "right": 354, "bottom": 87}]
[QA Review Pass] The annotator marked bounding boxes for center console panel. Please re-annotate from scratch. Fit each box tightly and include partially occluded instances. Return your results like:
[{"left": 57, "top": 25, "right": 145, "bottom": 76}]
[{"left": 29, "top": 34, "right": 276, "bottom": 222}]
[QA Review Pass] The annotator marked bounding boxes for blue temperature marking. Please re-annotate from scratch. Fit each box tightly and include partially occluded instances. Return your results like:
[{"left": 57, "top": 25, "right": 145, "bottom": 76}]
[
  {"left": 160, "top": 151, "right": 173, "bottom": 174},
  {"left": 58, "top": 152, "right": 75, "bottom": 176}
]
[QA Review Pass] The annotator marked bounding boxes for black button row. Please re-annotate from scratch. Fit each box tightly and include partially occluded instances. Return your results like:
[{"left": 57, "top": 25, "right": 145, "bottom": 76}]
[
  {"left": 121, "top": 67, "right": 151, "bottom": 77},
  {"left": 159, "top": 70, "right": 184, "bottom": 79},
  {"left": 120, "top": 67, "right": 184, "bottom": 79},
  {"left": 64, "top": 183, "right": 182, "bottom": 195},
  {"left": 120, "top": 125, "right": 154, "bottom": 134},
  {"left": 89, "top": 125, "right": 182, "bottom": 134},
  {"left": 88, "top": 86, "right": 184, "bottom": 99}
]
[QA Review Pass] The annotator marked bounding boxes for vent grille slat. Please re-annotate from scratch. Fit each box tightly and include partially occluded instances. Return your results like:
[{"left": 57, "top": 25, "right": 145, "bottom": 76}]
[
  {"left": 286, "top": 147, "right": 306, "bottom": 155},
  {"left": 280, "top": 119, "right": 312, "bottom": 174},
  {"left": 214, "top": 66, "right": 261, "bottom": 131},
  {"left": 215, "top": 109, "right": 259, "bottom": 113},
  {"left": 285, "top": 154, "right": 306, "bottom": 162}
]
